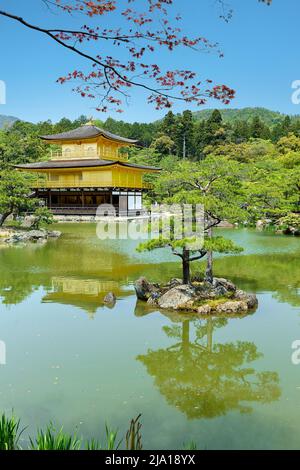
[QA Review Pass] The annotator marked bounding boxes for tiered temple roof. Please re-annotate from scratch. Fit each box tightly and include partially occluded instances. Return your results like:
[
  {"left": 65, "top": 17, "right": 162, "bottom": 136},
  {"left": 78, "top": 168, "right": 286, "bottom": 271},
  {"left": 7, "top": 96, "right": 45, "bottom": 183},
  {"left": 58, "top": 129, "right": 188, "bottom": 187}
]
[{"left": 40, "top": 125, "right": 138, "bottom": 144}]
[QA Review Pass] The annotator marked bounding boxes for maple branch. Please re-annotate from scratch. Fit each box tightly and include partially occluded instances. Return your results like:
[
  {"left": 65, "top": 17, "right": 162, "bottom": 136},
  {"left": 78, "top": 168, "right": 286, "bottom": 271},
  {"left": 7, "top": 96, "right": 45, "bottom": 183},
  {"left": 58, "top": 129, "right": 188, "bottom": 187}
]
[{"left": 0, "top": 9, "right": 216, "bottom": 104}]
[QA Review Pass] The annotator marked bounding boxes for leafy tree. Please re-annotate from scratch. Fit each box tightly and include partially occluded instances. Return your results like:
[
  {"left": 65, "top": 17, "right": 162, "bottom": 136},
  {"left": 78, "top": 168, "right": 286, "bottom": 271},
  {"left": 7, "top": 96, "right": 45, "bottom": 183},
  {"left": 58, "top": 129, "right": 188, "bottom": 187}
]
[
  {"left": 194, "top": 109, "right": 228, "bottom": 157},
  {"left": 232, "top": 119, "right": 250, "bottom": 142},
  {"left": 150, "top": 135, "right": 176, "bottom": 156},
  {"left": 206, "top": 139, "right": 277, "bottom": 164},
  {"left": 174, "top": 110, "right": 195, "bottom": 158},
  {"left": 249, "top": 116, "right": 271, "bottom": 139},
  {"left": 0, "top": 171, "right": 37, "bottom": 226},
  {"left": 277, "top": 133, "right": 300, "bottom": 154},
  {"left": 209, "top": 109, "right": 222, "bottom": 126},
  {"left": 53, "top": 117, "right": 74, "bottom": 133},
  {"left": 127, "top": 147, "right": 163, "bottom": 169},
  {"left": 243, "top": 157, "right": 298, "bottom": 221},
  {"left": 0, "top": 125, "right": 48, "bottom": 170},
  {"left": 32, "top": 207, "right": 54, "bottom": 229},
  {"left": 160, "top": 111, "right": 177, "bottom": 141},
  {"left": 281, "top": 115, "right": 292, "bottom": 135}
]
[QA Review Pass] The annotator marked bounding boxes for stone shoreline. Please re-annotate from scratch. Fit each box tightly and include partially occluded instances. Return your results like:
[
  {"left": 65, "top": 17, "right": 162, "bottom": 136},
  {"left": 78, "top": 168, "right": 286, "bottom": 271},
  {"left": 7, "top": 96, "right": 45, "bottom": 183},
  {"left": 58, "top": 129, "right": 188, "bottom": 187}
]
[
  {"left": 52, "top": 214, "right": 150, "bottom": 223},
  {"left": 0, "top": 228, "right": 61, "bottom": 244}
]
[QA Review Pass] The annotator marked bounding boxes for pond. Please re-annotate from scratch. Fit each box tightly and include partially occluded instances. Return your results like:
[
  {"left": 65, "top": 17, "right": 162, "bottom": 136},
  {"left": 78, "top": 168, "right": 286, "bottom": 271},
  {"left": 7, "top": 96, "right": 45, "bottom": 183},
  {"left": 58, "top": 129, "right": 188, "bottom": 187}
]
[{"left": 0, "top": 224, "right": 300, "bottom": 450}]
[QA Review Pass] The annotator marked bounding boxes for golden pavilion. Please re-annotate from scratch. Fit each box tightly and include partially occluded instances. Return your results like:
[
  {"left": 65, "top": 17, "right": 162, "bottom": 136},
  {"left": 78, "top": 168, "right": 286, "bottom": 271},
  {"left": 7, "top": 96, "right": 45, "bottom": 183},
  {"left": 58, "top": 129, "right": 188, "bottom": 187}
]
[{"left": 16, "top": 123, "right": 160, "bottom": 216}]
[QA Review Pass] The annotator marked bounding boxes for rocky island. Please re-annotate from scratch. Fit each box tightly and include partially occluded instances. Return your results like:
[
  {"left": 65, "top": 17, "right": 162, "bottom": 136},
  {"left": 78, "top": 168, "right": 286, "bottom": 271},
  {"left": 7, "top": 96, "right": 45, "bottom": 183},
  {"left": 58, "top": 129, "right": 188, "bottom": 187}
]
[{"left": 134, "top": 277, "right": 258, "bottom": 315}]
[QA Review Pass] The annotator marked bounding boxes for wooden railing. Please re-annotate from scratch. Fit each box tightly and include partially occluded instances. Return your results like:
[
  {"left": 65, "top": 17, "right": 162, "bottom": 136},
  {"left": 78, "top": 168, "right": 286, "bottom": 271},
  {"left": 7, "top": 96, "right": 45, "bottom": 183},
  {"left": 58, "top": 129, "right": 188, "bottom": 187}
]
[
  {"left": 33, "top": 178, "right": 153, "bottom": 190},
  {"left": 50, "top": 149, "right": 128, "bottom": 161}
]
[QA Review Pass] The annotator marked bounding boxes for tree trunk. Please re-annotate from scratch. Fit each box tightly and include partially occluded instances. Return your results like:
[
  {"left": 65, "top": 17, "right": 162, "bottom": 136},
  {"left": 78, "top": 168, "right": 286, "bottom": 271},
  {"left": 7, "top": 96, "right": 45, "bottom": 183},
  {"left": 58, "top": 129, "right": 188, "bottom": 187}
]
[
  {"left": 182, "top": 248, "right": 190, "bottom": 284},
  {"left": 0, "top": 212, "right": 11, "bottom": 227},
  {"left": 205, "top": 227, "right": 213, "bottom": 283},
  {"left": 206, "top": 318, "right": 213, "bottom": 353},
  {"left": 182, "top": 321, "right": 191, "bottom": 362}
]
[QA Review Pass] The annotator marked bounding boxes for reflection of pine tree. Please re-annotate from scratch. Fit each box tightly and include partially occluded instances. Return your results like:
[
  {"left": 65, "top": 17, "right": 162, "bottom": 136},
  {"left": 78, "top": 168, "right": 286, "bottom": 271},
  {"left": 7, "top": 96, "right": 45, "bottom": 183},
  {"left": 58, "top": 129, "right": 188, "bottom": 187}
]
[{"left": 138, "top": 319, "right": 281, "bottom": 419}]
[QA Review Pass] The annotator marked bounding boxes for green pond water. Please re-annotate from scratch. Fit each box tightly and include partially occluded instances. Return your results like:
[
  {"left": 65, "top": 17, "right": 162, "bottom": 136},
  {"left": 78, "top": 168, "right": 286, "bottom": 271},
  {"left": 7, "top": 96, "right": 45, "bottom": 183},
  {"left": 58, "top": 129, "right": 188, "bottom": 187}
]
[{"left": 0, "top": 224, "right": 300, "bottom": 450}]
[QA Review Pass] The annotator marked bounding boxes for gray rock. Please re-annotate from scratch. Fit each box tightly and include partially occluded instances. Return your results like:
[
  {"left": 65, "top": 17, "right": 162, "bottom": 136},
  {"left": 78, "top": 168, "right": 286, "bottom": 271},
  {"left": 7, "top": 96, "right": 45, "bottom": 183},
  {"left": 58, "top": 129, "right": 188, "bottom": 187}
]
[
  {"left": 212, "top": 277, "right": 236, "bottom": 292},
  {"left": 103, "top": 292, "right": 116, "bottom": 305},
  {"left": 197, "top": 304, "right": 211, "bottom": 315},
  {"left": 194, "top": 282, "right": 213, "bottom": 298},
  {"left": 165, "top": 278, "right": 182, "bottom": 288},
  {"left": 158, "top": 285, "right": 195, "bottom": 310},
  {"left": 20, "top": 215, "right": 38, "bottom": 229},
  {"left": 134, "top": 277, "right": 158, "bottom": 301},
  {"left": 256, "top": 219, "right": 272, "bottom": 230},
  {"left": 256, "top": 220, "right": 265, "bottom": 230},
  {"left": 216, "top": 300, "right": 248, "bottom": 314},
  {"left": 27, "top": 230, "right": 47, "bottom": 241},
  {"left": 234, "top": 290, "right": 258, "bottom": 309},
  {"left": 47, "top": 230, "right": 61, "bottom": 238},
  {"left": 5, "top": 233, "right": 27, "bottom": 244},
  {"left": 212, "top": 285, "right": 228, "bottom": 297},
  {"left": 147, "top": 291, "right": 161, "bottom": 306},
  {"left": 147, "top": 295, "right": 159, "bottom": 306}
]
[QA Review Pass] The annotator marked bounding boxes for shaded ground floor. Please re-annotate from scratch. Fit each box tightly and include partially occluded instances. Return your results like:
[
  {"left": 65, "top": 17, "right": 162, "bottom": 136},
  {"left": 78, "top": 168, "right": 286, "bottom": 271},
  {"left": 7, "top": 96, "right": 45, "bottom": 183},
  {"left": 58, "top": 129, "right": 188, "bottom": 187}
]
[{"left": 35, "top": 188, "right": 145, "bottom": 216}]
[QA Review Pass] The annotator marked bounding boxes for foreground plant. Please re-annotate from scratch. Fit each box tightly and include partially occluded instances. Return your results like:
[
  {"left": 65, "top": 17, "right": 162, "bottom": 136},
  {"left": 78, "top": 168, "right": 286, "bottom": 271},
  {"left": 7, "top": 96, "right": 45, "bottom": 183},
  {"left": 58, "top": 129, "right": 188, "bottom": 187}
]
[
  {"left": 0, "top": 412, "right": 197, "bottom": 450},
  {"left": 86, "top": 424, "right": 121, "bottom": 450},
  {"left": 183, "top": 441, "right": 198, "bottom": 450},
  {"left": 0, "top": 412, "right": 24, "bottom": 450},
  {"left": 30, "top": 424, "right": 81, "bottom": 450},
  {"left": 126, "top": 414, "right": 143, "bottom": 451}
]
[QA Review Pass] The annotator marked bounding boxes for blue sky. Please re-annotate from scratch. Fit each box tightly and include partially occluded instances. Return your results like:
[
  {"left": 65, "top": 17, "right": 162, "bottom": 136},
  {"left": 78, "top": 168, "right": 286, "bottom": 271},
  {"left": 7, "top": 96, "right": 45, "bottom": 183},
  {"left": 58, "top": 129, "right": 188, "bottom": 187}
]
[{"left": 0, "top": 0, "right": 299, "bottom": 123}]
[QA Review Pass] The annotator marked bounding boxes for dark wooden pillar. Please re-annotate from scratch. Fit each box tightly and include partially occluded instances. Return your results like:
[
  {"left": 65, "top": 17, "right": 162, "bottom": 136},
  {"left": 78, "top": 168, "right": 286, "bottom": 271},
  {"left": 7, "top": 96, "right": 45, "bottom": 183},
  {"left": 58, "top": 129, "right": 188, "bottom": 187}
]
[{"left": 119, "top": 194, "right": 128, "bottom": 217}]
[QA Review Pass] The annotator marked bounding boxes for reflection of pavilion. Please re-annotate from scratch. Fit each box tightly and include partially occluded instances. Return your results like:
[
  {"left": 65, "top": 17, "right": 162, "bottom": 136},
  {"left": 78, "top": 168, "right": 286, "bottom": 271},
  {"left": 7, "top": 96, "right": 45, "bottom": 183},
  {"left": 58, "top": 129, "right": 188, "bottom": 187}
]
[
  {"left": 137, "top": 315, "right": 281, "bottom": 420},
  {"left": 52, "top": 277, "right": 120, "bottom": 296},
  {"left": 43, "top": 276, "right": 132, "bottom": 317}
]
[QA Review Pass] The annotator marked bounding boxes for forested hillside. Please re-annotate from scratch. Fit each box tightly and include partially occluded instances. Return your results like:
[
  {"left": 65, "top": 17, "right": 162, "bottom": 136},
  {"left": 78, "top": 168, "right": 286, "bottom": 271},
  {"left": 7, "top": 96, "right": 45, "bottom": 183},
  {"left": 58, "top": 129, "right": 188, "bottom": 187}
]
[
  {"left": 2, "top": 108, "right": 300, "bottom": 167},
  {"left": 192, "top": 107, "right": 292, "bottom": 126},
  {"left": 0, "top": 115, "right": 19, "bottom": 129}
]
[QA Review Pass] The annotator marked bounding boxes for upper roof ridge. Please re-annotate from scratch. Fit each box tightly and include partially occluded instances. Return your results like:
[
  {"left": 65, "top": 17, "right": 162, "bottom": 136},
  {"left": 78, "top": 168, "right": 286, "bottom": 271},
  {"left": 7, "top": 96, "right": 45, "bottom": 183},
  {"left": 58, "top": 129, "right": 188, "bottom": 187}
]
[{"left": 39, "top": 125, "right": 138, "bottom": 145}]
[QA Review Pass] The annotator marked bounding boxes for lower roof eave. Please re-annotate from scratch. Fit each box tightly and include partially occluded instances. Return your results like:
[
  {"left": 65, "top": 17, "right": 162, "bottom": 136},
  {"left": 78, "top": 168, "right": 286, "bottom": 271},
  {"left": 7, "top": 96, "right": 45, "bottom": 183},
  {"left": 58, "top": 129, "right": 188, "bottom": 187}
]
[
  {"left": 34, "top": 186, "right": 151, "bottom": 191},
  {"left": 15, "top": 159, "right": 161, "bottom": 172}
]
